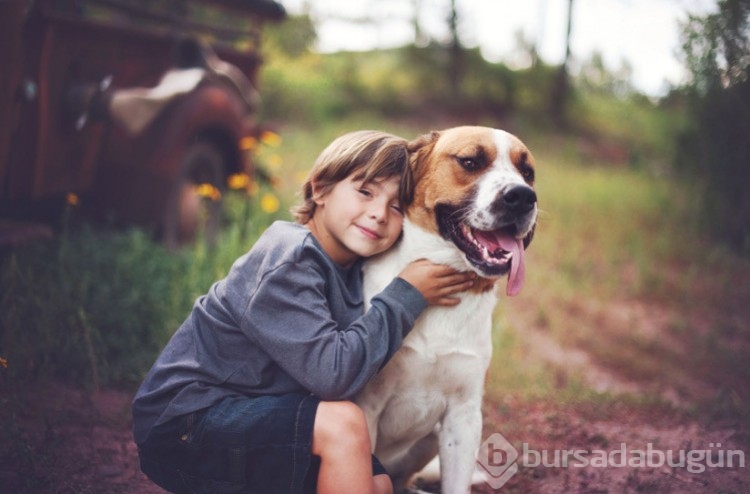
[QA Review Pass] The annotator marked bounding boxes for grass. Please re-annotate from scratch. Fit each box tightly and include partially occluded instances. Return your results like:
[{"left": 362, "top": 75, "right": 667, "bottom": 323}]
[{"left": 0, "top": 188, "right": 284, "bottom": 388}]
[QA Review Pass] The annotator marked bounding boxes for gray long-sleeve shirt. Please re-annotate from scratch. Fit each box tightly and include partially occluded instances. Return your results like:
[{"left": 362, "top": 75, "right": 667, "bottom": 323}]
[{"left": 132, "top": 221, "right": 426, "bottom": 445}]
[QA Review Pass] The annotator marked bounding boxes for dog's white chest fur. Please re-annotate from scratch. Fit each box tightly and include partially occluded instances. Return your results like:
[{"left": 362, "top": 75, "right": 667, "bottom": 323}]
[
  {"left": 363, "top": 220, "right": 496, "bottom": 361},
  {"left": 357, "top": 220, "right": 497, "bottom": 490}
]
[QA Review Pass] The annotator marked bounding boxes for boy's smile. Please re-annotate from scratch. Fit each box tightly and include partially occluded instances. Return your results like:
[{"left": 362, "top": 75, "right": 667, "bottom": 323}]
[{"left": 307, "top": 174, "right": 404, "bottom": 267}]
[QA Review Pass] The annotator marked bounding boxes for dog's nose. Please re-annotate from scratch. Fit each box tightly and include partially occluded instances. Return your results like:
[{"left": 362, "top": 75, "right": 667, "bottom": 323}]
[{"left": 502, "top": 185, "right": 537, "bottom": 213}]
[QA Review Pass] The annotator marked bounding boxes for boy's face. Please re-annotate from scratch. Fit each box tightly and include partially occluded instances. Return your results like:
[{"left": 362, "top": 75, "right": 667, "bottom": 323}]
[{"left": 309, "top": 174, "right": 404, "bottom": 267}]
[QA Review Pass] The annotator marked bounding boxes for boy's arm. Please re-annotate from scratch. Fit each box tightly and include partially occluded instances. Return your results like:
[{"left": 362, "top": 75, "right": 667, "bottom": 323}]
[{"left": 239, "top": 263, "right": 426, "bottom": 400}]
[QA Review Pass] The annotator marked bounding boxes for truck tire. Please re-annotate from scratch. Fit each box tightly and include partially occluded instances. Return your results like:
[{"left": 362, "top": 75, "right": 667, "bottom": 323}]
[{"left": 162, "top": 139, "right": 225, "bottom": 249}]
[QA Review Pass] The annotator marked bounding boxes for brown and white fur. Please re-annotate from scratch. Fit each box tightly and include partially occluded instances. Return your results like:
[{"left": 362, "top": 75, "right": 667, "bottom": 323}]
[{"left": 357, "top": 126, "right": 538, "bottom": 493}]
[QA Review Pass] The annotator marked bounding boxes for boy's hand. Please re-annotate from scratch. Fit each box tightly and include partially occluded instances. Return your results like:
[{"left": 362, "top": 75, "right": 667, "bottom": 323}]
[{"left": 398, "top": 259, "right": 476, "bottom": 306}]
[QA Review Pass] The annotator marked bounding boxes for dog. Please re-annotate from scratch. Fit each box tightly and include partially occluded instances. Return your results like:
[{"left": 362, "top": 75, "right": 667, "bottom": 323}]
[{"left": 356, "top": 126, "right": 538, "bottom": 493}]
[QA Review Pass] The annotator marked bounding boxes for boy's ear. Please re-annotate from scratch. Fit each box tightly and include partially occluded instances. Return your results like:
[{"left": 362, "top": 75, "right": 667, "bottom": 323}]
[{"left": 310, "top": 180, "right": 325, "bottom": 205}]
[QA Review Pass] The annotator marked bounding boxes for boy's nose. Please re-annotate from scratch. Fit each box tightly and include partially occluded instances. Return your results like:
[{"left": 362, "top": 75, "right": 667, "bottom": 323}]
[{"left": 369, "top": 202, "right": 388, "bottom": 223}]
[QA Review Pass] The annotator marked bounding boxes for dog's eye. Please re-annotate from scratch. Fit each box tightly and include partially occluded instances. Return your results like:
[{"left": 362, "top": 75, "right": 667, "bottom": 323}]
[
  {"left": 457, "top": 157, "right": 483, "bottom": 172},
  {"left": 520, "top": 164, "right": 535, "bottom": 182}
]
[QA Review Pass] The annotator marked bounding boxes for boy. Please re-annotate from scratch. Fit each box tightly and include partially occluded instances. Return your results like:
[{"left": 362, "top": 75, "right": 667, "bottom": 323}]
[{"left": 132, "top": 130, "right": 475, "bottom": 493}]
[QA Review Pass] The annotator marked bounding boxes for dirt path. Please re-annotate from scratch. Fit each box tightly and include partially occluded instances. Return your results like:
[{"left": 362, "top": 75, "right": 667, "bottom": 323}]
[
  {"left": 470, "top": 288, "right": 750, "bottom": 493},
  {"left": 0, "top": 382, "right": 161, "bottom": 494},
  {"left": 2, "top": 375, "right": 747, "bottom": 493},
  {"left": 477, "top": 395, "right": 749, "bottom": 493}
]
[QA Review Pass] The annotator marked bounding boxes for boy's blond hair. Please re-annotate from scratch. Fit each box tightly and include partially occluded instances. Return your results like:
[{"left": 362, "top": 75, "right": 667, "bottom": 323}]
[{"left": 292, "top": 130, "right": 413, "bottom": 224}]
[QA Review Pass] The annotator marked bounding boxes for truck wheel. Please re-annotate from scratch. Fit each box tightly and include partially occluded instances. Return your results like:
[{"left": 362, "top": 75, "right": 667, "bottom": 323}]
[{"left": 162, "top": 140, "right": 225, "bottom": 249}]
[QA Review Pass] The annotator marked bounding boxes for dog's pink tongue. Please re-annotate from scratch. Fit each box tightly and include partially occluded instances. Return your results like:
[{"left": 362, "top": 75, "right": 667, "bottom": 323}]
[{"left": 475, "top": 231, "right": 526, "bottom": 297}]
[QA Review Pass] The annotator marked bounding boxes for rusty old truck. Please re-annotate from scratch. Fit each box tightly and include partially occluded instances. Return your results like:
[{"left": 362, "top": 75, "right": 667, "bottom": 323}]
[{"left": 0, "top": 0, "right": 286, "bottom": 248}]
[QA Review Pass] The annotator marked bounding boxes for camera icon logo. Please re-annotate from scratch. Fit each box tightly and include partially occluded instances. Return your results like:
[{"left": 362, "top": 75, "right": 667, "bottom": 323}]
[{"left": 475, "top": 433, "right": 519, "bottom": 489}]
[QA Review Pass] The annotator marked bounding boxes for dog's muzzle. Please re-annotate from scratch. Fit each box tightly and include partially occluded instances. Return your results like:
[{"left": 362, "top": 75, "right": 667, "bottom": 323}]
[{"left": 436, "top": 184, "right": 537, "bottom": 296}]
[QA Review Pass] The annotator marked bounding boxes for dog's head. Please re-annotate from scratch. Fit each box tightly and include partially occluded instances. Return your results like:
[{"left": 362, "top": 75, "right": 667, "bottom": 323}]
[{"left": 407, "top": 126, "right": 537, "bottom": 295}]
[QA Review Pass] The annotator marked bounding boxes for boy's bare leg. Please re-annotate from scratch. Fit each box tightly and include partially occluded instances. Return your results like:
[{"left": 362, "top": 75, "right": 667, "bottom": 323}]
[
  {"left": 373, "top": 473, "right": 394, "bottom": 494},
  {"left": 313, "top": 401, "right": 392, "bottom": 494}
]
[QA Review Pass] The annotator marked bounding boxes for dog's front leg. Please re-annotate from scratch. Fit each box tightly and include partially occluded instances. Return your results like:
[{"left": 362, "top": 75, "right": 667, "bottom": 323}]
[{"left": 438, "top": 398, "right": 483, "bottom": 494}]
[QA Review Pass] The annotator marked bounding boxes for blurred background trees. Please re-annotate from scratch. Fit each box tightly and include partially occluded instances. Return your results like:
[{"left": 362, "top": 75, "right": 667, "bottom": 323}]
[
  {"left": 258, "top": 0, "right": 748, "bottom": 257},
  {"left": 676, "top": 0, "right": 749, "bottom": 255}
]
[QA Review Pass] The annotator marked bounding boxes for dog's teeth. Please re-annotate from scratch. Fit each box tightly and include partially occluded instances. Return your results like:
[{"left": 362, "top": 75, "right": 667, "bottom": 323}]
[
  {"left": 460, "top": 223, "right": 514, "bottom": 266},
  {"left": 494, "top": 249, "right": 511, "bottom": 260}
]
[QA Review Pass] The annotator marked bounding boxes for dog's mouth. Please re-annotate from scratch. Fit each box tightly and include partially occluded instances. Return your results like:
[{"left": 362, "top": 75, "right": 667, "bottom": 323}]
[{"left": 436, "top": 205, "right": 527, "bottom": 296}]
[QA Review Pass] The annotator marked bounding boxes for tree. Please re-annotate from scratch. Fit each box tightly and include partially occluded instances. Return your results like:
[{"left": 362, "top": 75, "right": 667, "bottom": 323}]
[
  {"left": 681, "top": 0, "right": 749, "bottom": 92},
  {"left": 677, "top": 0, "right": 750, "bottom": 255},
  {"left": 550, "top": 0, "right": 575, "bottom": 127},
  {"left": 447, "top": 0, "right": 464, "bottom": 98}
]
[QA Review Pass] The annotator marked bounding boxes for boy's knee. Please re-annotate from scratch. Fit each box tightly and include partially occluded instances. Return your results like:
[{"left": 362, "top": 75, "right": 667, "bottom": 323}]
[
  {"left": 317, "top": 401, "right": 368, "bottom": 437},
  {"left": 313, "top": 401, "right": 371, "bottom": 454},
  {"left": 373, "top": 473, "right": 394, "bottom": 494},
  {"left": 331, "top": 401, "right": 367, "bottom": 429}
]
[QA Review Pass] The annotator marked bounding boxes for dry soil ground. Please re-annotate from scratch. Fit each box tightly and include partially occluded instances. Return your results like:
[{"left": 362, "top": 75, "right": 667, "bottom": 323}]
[{"left": 2, "top": 339, "right": 748, "bottom": 493}]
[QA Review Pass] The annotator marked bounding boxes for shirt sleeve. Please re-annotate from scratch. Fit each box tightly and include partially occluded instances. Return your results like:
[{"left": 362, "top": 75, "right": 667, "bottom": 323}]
[{"left": 239, "top": 262, "right": 427, "bottom": 400}]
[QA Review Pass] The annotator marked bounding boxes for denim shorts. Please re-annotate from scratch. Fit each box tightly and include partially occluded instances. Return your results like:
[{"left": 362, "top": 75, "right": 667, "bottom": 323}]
[{"left": 138, "top": 393, "right": 386, "bottom": 493}]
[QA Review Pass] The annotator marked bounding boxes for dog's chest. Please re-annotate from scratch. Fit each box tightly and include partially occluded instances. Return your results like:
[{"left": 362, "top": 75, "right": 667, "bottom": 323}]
[
  {"left": 362, "top": 220, "right": 498, "bottom": 365},
  {"left": 360, "top": 234, "right": 498, "bottom": 425},
  {"left": 369, "top": 295, "right": 495, "bottom": 399}
]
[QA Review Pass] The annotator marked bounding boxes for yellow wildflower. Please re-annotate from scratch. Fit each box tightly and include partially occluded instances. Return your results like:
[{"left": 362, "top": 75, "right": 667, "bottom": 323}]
[
  {"left": 260, "top": 192, "right": 280, "bottom": 213},
  {"left": 239, "top": 136, "right": 258, "bottom": 151},
  {"left": 195, "top": 183, "right": 222, "bottom": 202},
  {"left": 260, "top": 131, "right": 282, "bottom": 147},
  {"left": 228, "top": 173, "right": 251, "bottom": 190}
]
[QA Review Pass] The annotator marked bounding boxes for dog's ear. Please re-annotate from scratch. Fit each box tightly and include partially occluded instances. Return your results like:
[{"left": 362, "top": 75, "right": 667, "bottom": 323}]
[
  {"left": 407, "top": 130, "right": 440, "bottom": 153},
  {"left": 407, "top": 131, "right": 440, "bottom": 180}
]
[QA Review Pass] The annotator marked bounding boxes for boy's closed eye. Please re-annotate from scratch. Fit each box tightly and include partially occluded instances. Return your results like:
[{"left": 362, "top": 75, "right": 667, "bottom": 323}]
[
  {"left": 357, "top": 186, "right": 373, "bottom": 198},
  {"left": 359, "top": 185, "right": 403, "bottom": 216}
]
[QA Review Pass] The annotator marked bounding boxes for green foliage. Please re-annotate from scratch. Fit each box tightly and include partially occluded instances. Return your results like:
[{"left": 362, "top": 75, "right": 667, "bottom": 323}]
[
  {"left": 257, "top": 34, "right": 676, "bottom": 178},
  {"left": 263, "top": 14, "right": 317, "bottom": 58},
  {"left": 260, "top": 51, "right": 355, "bottom": 123},
  {"left": 676, "top": 0, "right": 750, "bottom": 255},
  {"left": 0, "top": 190, "right": 282, "bottom": 387},
  {"left": 1, "top": 228, "right": 179, "bottom": 386},
  {"left": 260, "top": 42, "right": 564, "bottom": 126},
  {"left": 681, "top": 0, "right": 749, "bottom": 93},
  {"left": 570, "top": 90, "right": 684, "bottom": 171}
]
